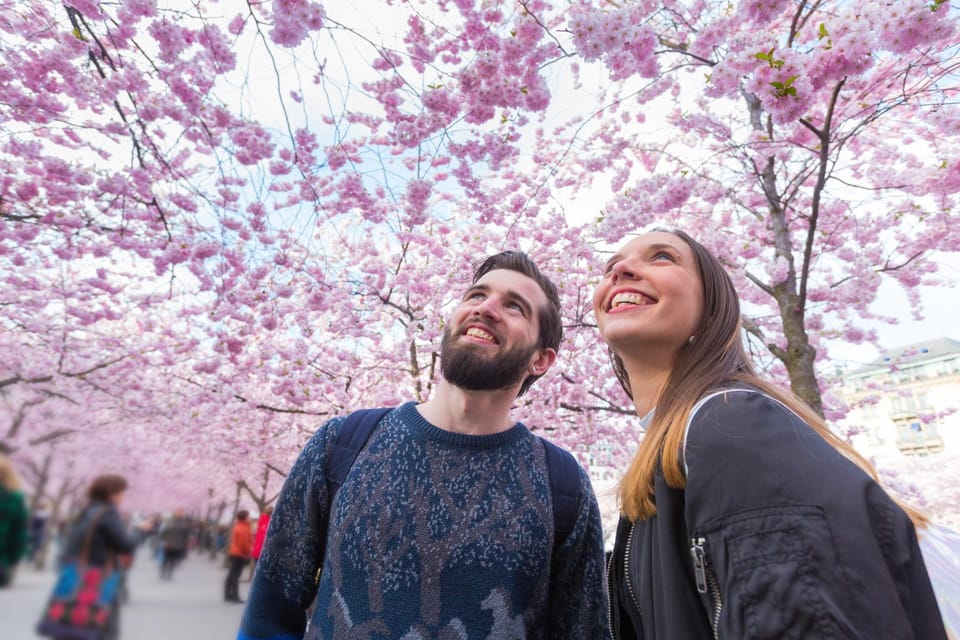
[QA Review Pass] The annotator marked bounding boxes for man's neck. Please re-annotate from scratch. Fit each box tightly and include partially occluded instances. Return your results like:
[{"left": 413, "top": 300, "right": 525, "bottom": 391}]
[{"left": 416, "top": 381, "right": 519, "bottom": 436}]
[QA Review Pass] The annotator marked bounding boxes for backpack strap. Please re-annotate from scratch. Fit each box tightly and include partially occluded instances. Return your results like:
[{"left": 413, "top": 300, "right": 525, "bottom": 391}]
[
  {"left": 541, "top": 437, "right": 583, "bottom": 550},
  {"left": 325, "top": 408, "right": 392, "bottom": 502}
]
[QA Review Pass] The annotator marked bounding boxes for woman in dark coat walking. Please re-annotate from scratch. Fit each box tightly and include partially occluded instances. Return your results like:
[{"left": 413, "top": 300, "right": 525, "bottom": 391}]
[{"left": 56, "top": 474, "right": 154, "bottom": 640}]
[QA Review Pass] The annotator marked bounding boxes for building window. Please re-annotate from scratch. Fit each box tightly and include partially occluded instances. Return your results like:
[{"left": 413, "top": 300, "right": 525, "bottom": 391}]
[
  {"left": 893, "top": 415, "right": 943, "bottom": 455},
  {"left": 860, "top": 403, "right": 884, "bottom": 446}
]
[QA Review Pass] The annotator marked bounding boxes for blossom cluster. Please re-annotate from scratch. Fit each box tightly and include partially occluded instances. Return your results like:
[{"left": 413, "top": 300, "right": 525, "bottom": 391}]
[
  {"left": 269, "top": 0, "right": 324, "bottom": 48},
  {"left": 568, "top": 3, "right": 659, "bottom": 81}
]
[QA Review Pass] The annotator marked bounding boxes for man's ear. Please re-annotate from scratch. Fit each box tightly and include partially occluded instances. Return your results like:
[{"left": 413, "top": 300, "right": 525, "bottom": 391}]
[{"left": 528, "top": 348, "right": 557, "bottom": 376}]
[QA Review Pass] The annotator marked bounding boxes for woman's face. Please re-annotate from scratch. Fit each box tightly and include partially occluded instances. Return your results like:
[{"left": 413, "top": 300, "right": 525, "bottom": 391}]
[{"left": 593, "top": 231, "right": 704, "bottom": 360}]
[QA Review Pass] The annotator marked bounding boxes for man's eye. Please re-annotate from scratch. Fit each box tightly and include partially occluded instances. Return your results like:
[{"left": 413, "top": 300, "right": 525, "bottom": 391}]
[{"left": 468, "top": 292, "right": 485, "bottom": 301}]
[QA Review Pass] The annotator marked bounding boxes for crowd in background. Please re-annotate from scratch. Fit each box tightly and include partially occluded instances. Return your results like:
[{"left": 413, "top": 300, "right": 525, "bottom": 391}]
[{"left": 0, "top": 452, "right": 274, "bottom": 638}]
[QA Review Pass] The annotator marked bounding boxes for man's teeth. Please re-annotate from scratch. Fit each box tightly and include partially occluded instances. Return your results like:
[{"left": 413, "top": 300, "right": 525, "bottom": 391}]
[
  {"left": 611, "top": 292, "right": 651, "bottom": 309},
  {"left": 466, "top": 327, "right": 496, "bottom": 342}
]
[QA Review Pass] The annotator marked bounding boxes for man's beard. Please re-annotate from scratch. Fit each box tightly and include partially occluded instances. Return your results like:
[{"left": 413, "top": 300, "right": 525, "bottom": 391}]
[{"left": 439, "top": 324, "right": 536, "bottom": 391}]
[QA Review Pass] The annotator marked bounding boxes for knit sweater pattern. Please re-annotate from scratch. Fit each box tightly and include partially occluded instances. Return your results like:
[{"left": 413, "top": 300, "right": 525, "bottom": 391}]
[{"left": 239, "top": 402, "right": 609, "bottom": 640}]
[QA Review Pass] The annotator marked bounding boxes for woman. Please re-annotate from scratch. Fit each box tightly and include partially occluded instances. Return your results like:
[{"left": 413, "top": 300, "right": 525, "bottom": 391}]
[
  {"left": 0, "top": 453, "right": 29, "bottom": 587},
  {"left": 595, "top": 229, "right": 946, "bottom": 639},
  {"left": 53, "top": 474, "right": 153, "bottom": 640}
]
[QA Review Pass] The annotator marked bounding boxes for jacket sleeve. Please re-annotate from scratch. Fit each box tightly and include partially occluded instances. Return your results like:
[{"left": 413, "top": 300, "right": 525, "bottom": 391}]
[
  {"left": 548, "top": 465, "right": 613, "bottom": 640},
  {"left": 242, "top": 526, "right": 254, "bottom": 557},
  {"left": 238, "top": 418, "right": 339, "bottom": 640},
  {"left": 98, "top": 506, "right": 141, "bottom": 555},
  {"left": 683, "top": 389, "right": 946, "bottom": 640}
]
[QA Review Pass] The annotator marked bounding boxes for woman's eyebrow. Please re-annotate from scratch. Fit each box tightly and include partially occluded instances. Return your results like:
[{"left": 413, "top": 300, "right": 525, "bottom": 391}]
[{"left": 603, "top": 253, "right": 623, "bottom": 272}]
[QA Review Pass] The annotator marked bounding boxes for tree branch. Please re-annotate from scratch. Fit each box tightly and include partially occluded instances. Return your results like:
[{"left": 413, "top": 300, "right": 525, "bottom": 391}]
[{"left": 798, "top": 78, "right": 846, "bottom": 313}]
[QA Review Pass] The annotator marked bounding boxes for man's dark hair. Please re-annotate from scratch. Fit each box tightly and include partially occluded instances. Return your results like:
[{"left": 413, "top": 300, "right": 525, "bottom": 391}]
[
  {"left": 236, "top": 510, "right": 249, "bottom": 521},
  {"left": 88, "top": 474, "right": 129, "bottom": 502},
  {"left": 471, "top": 251, "right": 563, "bottom": 396}
]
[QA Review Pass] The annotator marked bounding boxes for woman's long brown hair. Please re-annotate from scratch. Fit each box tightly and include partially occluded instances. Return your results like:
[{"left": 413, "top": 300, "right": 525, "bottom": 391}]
[{"left": 612, "top": 229, "right": 928, "bottom": 529}]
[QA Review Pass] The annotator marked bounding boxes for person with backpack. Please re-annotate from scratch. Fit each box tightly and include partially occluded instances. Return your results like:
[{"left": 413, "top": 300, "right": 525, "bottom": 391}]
[{"left": 239, "top": 251, "right": 610, "bottom": 639}]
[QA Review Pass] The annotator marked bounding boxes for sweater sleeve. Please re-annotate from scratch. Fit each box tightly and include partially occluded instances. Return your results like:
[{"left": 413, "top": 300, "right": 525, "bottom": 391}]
[
  {"left": 238, "top": 419, "right": 339, "bottom": 640},
  {"left": 683, "top": 389, "right": 946, "bottom": 640},
  {"left": 548, "top": 466, "right": 612, "bottom": 639}
]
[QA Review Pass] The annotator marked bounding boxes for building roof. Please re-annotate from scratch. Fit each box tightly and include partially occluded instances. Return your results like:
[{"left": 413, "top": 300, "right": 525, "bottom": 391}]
[{"left": 849, "top": 337, "right": 960, "bottom": 376}]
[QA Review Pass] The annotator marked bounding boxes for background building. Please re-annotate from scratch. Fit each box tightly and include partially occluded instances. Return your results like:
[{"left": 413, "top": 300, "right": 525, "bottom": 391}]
[{"left": 839, "top": 337, "right": 960, "bottom": 458}]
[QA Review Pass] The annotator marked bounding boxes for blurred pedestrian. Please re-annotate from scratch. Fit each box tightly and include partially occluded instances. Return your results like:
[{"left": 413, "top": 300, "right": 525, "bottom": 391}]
[
  {"left": 38, "top": 474, "right": 155, "bottom": 640},
  {"left": 224, "top": 510, "right": 252, "bottom": 603},
  {"left": 245, "top": 505, "right": 272, "bottom": 582},
  {"left": 0, "top": 453, "right": 28, "bottom": 588},
  {"left": 27, "top": 500, "right": 51, "bottom": 564},
  {"left": 159, "top": 508, "right": 191, "bottom": 580}
]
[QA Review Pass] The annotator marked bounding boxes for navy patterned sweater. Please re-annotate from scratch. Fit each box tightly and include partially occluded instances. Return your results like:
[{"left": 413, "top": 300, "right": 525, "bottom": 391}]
[{"left": 238, "top": 402, "right": 610, "bottom": 639}]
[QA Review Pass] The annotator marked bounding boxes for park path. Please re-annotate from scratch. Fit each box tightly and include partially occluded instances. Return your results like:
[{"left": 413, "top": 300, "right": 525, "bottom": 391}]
[{"left": 1, "top": 549, "right": 249, "bottom": 639}]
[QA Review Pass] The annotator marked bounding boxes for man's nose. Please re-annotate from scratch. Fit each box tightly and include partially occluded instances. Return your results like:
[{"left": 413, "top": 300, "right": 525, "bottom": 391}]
[{"left": 473, "top": 295, "right": 502, "bottom": 320}]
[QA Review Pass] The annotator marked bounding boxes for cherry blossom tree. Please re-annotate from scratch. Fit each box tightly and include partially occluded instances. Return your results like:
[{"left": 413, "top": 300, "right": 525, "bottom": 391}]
[{"left": 1, "top": 0, "right": 958, "bottom": 514}]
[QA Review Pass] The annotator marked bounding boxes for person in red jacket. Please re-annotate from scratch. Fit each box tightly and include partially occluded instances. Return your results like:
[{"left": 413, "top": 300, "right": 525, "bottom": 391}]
[
  {"left": 245, "top": 505, "right": 272, "bottom": 582},
  {"left": 224, "top": 511, "right": 252, "bottom": 603}
]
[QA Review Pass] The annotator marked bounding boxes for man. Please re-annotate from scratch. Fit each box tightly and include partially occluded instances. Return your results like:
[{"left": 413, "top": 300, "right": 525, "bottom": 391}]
[
  {"left": 226, "top": 510, "right": 253, "bottom": 603},
  {"left": 159, "top": 508, "right": 191, "bottom": 580},
  {"left": 238, "top": 252, "right": 610, "bottom": 639}
]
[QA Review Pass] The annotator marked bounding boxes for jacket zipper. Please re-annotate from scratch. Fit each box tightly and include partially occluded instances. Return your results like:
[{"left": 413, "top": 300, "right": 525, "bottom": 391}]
[
  {"left": 605, "top": 541, "right": 617, "bottom": 633},
  {"left": 690, "top": 536, "right": 722, "bottom": 639},
  {"left": 622, "top": 520, "right": 641, "bottom": 613}
]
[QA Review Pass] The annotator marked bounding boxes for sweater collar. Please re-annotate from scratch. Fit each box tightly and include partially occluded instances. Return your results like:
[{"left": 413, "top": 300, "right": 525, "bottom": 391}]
[{"left": 400, "top": 402, "right": 529, "bottom": 449}]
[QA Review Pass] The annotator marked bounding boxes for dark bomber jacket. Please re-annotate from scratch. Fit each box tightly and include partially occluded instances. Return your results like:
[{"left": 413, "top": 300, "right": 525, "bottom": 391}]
[
  {"left": 608, "top": 388, "right": 947, "bottom": 639},
  {"left": 61, "top": 501, "right": 140, "bottom": 567}
]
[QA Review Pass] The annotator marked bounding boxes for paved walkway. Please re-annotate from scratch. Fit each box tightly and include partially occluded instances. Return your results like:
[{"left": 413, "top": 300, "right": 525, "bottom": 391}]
[{"left": 1, "top": 550, "right": 249, "bottom": 639}]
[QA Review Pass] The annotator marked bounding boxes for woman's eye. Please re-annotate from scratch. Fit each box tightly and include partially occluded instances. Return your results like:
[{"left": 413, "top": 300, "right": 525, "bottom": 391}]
[{"left": 652, "top": 251, "right": 675, "bottom": 262}]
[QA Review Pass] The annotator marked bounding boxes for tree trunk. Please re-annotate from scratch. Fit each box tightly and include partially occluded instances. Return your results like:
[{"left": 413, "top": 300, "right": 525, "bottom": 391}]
[
  {"left": 772, "top": 287, "right": 823, "bottom": 417},
  {"left": 34, "top": 477, "right": 80, "bottom": 570},
  {"left": 749, "top": 92, "right": 825, "bottom": 418}
]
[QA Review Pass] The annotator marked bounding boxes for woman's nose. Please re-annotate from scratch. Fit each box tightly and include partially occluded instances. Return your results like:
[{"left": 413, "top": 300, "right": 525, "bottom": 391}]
[{"left": 611, "top": 259, "right": 638, "bottom": 281}]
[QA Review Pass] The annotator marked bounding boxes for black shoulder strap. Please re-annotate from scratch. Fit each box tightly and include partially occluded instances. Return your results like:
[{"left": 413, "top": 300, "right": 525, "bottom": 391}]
[
  {"left": 325, "top": 408, "right": 392, "bottom": 501},
  {"left": 541, "top": 438, "right": 583, "bottom": 550}
]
